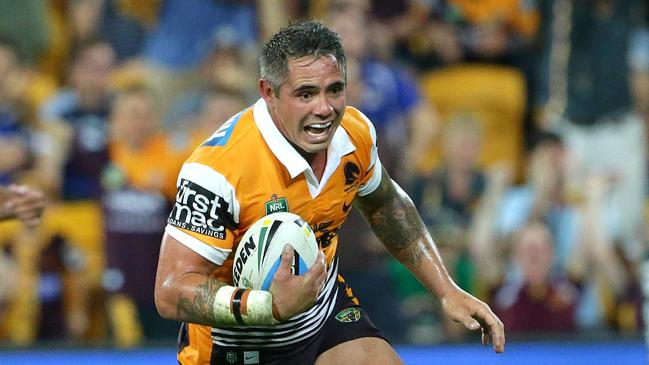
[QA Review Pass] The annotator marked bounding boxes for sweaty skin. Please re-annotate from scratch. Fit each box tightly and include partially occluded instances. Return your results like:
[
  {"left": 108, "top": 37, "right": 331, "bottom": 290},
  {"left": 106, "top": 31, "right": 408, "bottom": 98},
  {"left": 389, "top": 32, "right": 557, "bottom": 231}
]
[{"left": 355, "top": 167, "right": 505, "bottom": 353}]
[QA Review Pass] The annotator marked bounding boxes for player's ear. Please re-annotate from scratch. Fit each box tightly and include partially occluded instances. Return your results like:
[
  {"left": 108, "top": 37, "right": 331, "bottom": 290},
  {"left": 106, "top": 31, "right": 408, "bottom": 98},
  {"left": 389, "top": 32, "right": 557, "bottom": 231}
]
[{"left": 259, "top": 79, "right": 275, "bottom": 102}]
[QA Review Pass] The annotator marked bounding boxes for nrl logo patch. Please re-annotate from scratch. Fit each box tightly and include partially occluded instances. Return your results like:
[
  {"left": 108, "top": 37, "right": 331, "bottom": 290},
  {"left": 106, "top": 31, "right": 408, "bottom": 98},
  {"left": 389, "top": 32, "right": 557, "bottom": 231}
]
[
  {"left": 226, "top": 351, "right": 237, "bottom": 364},
  {"left": 265, "top": 194, "right": 289, "bottom": 215},
  {"left": 335, "top": 307, "right": 361, "bottom": 323}
]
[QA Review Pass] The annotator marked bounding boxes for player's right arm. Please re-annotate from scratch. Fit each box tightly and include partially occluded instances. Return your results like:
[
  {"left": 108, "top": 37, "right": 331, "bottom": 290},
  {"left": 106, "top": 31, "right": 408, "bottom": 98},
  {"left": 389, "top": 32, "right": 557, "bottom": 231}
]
[
  {"left": 154, "top": 232, "right": 326, "bottom": 326},
  {"left": 154, "top": 232, "right": 226, "bottom": 326}
]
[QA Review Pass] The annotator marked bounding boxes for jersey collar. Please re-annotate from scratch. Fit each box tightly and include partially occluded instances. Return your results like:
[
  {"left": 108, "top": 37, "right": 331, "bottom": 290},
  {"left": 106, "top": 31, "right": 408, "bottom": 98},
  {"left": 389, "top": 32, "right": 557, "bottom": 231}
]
[{"left": 253, "top": 98, "right": 356, "bottom": 179}]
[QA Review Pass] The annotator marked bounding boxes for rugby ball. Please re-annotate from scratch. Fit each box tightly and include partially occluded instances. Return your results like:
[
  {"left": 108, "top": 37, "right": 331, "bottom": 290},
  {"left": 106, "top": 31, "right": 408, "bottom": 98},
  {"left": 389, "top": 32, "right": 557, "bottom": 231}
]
[{"left": 232, "top": 212, "right": 319, "bottom": 290}]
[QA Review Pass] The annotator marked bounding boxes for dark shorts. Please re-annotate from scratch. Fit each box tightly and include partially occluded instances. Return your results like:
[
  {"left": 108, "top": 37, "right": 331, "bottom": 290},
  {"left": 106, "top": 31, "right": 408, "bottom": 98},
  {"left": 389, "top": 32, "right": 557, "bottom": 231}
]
[{"left": 206, "top": 277, "right": 388, "bottom": 365}]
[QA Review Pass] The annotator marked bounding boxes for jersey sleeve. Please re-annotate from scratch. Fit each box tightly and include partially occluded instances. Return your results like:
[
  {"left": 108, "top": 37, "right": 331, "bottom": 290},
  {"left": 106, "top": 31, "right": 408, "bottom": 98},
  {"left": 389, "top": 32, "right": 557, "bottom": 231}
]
[
  {"left": 165, "top": 161, "right": 240, "bottom": 265},
  {"left": 356, "top": 111, "right": 383, "bottom": 197}
]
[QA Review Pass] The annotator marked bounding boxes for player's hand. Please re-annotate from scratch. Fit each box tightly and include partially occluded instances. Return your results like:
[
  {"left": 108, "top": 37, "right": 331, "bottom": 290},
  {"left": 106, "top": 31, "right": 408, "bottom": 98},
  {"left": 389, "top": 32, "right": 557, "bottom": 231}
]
[
  {"left": 5, "top": 185, "right": 47, "bottom": 227},
  {"left": 440, "top": 287, "right": 505, "bottom": 353},
  {"left": 269, "top": 245, "right": 326, "bottom": 321}
]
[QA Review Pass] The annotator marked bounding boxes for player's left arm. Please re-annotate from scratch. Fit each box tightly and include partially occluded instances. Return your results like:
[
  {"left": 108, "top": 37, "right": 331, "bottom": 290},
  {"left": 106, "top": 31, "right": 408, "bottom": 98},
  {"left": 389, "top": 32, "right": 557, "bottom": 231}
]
[{"left": 355, "top": 166, "right": 505, "bottom": 353}]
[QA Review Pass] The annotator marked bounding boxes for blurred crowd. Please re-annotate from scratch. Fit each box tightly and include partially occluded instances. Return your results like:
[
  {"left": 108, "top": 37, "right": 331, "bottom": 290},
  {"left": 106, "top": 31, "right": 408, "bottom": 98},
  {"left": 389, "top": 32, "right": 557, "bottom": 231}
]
[{"left": 0, "top": 0, "right": 647, "bottom": 349}]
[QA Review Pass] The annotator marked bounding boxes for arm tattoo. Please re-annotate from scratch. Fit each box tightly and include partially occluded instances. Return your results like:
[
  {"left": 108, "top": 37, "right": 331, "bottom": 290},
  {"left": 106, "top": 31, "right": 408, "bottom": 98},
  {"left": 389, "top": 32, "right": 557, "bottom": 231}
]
[
  {"left": 176, "top": 278, "right": 226, "bottom": 326},
  {"left": 356, "top": 167, "right": 431, "bottom": 267},
  {"left": 405, "top": 242, "right": 425, "bottom": 267}
]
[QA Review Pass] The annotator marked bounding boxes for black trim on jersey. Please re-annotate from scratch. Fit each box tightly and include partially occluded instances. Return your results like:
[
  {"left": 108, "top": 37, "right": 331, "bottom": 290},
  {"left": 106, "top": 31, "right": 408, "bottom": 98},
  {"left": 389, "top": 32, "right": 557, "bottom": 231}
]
[
  {"left": 178, "top": 322, "right": 190, "bottom": 354},
  {"left": 209, "top": 341, "right": 219, "bottom": 365}
]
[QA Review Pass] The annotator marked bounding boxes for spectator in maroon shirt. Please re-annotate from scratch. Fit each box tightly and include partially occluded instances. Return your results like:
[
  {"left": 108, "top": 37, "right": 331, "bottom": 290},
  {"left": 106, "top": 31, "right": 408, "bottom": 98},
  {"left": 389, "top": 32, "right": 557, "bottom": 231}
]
[{"left": 493, "top": 222, "right": 578, "bottom": 333}]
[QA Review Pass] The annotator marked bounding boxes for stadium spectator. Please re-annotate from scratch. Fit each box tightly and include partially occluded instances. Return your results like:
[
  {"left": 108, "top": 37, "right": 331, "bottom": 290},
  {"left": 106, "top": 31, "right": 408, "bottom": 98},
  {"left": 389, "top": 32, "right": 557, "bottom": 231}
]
[
  {"left": 493, "top": 222, "right": 578, "bottom": 334},
  {"left": 536, "top": 0, "right": 647, "bottom": 265},
  {"left": 0, "top": 1, "right": 50, "bottom": 66},
  {"left": 0, "top": 39, "right": 33, "bottom": 185},
  {"left": 533, "top": 0, "right": 649, "bottom": 344},
  {"left": 471, "top": 130, "right": 631, "bottom": 331},
  {"left": 0, "top": 37, "right": 49, "bottom": 345},
  {"left": 327, "top": 0, "right": 438, "bottom": 182},
  {"left": 139, "top": 0, "right": 282, "bottom": 115},
  {"left": 163, "top": 41, "right": 257, "bottom": 131},
  {"left": 36, "top": 38, "right": 116, "bottom": 340},
  {"left": 184, "top": 87, "right": 248, "bottom": 148},
  {"left": 408, "top": 0, "right": 539, "bottom": 177},
  {"left": 0, "top": 184, "right": 48, "bottom": 344},
  {"left": 490, "top": 132, "right": 575, "bottom": 271},
  {"left": 401, "top": 114, "right": 513, "bottom": 343},
  {"left": 384, "top": 0, "right": 538, "bottom": 71},
  {"left": 0, "top": 247, "right": 16, "bottom": 324},
  {"left": 102, "top": 84, "right": 184, "bottom": 347}
]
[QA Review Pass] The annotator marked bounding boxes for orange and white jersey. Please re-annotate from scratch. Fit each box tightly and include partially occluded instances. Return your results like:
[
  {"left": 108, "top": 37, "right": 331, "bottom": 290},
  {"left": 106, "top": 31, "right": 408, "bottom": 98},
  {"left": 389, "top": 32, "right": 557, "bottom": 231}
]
[{"left": 166, "top": 98, "right": 381, "bottom": 357}]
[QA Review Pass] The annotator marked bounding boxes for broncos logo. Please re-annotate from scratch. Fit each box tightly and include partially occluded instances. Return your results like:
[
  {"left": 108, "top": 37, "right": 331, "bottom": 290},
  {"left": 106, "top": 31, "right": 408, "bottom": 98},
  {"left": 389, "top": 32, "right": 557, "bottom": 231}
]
[
  {"left": 344, "top": 161, "right": 360, "bottom": 185},
  {"left": 313, "top": 220, "right": 340, "bottom": 249}
]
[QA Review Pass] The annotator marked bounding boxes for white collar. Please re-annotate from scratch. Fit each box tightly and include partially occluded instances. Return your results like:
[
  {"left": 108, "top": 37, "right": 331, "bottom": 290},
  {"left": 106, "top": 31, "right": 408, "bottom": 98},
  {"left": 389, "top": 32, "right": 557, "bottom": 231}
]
[{"left": 253, "top": 98, "right": 356, "bottom": 197}]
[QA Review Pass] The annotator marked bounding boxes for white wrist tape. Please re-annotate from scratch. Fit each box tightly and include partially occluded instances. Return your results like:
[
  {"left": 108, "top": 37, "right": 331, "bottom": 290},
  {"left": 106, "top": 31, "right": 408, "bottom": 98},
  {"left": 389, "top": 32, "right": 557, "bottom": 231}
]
[{"left": 213, "top": 285, "right": 279, "bottom": 326}]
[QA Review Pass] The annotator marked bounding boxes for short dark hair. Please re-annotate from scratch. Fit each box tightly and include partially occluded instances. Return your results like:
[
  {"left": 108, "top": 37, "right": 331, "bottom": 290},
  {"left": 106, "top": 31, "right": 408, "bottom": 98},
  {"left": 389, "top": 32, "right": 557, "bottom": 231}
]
[{"left": 259, "top": 20, "right": 346, "bottom": 95}]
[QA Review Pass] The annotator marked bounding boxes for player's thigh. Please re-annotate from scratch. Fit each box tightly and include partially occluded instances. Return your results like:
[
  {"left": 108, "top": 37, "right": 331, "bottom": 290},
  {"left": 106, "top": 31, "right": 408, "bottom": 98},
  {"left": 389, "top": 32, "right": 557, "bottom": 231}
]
[{"left": 315, "top": 337, "right": 403, "bottom": 365}]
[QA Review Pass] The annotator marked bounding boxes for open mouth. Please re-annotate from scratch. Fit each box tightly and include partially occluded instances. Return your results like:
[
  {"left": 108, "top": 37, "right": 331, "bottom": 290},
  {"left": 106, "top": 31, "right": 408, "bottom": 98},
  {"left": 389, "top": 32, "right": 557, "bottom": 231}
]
[{"left": 304, "top": 121, "right": 334, "bottom": 137}]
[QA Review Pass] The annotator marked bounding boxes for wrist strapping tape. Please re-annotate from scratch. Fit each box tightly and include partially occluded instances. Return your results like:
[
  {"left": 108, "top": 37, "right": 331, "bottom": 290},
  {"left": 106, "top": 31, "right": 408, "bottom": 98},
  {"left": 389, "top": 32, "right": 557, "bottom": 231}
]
[{"left": 213, "top": 285, "right": 280, "bottom": 326}]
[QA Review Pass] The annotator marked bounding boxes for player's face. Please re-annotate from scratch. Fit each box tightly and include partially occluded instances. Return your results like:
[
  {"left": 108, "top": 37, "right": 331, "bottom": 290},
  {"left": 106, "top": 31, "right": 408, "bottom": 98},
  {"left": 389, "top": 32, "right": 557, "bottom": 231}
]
[{"left": 262, "top": 55, "right": 346, "bottom": 155}]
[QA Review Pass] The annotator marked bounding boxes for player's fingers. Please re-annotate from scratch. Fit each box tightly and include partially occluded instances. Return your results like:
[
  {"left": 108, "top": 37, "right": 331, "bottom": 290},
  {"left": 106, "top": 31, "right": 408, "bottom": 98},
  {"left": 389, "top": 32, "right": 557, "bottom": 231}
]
[
  {"left": 480, "top": 325, "right": 490, "bottom": 346},
  {"left": 276, "top": 244, "right": 295, "bottom": 276},
  {"left": 473, "top": 305, "right": 505, "bottom": 353},
  {"left": 314, "top": 253, "right": 327, "bottom": 293},
  {"left": 473, "top": 316, "right": 492, "bottom": 345},
  {"left": 305, "top": 251, "right": 326, "bottom": 282},
  {"left": 458, "top": 314, "right": 481, "bottom": 332}
]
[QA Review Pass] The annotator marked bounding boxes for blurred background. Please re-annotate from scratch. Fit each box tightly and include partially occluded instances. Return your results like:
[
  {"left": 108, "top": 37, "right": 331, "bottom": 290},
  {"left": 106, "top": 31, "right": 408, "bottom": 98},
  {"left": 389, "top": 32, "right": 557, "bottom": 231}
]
[{"left": 0, "top": 0, "right": 648, "bottom": 363}]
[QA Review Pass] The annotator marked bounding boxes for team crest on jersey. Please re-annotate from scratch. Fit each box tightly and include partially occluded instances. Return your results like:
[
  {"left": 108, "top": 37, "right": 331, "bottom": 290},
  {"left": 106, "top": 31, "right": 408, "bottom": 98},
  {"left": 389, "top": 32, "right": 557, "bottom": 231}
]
[
  {"left": 168, "top": 179, "right": 234, "bottom": 239},
  {"left": 343, "top": 161, "right": 360, "bottom": 192},
  {"left": 335, "top": 307, "right": 361, "bottom": 323},
  {"left": 265, "top": 194, "right": 288, "bottom": 214},
  {"left": 313, "top": 220, "right": 339, "bottom": 249}
]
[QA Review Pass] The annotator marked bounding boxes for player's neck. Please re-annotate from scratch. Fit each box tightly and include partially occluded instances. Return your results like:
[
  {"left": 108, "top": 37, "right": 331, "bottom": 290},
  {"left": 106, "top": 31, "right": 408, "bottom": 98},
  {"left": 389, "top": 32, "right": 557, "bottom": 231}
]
[{"left": 296, "top": 147, "right": 327, "bottom": 181}]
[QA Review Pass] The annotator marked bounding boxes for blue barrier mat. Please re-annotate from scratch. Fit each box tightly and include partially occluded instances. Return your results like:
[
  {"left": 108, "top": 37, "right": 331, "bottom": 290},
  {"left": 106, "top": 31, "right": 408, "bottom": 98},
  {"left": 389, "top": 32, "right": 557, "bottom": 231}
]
[{"left": 0, "top": 340, "right": 645, "bottom": 364}]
